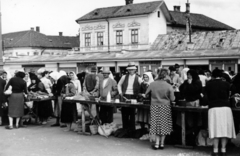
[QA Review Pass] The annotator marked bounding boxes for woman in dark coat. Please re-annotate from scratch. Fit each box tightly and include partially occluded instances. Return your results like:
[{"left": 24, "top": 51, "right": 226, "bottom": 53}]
[
  {"left": 60, "top": 78, "right": 77, "bottom": 131},
  {"left": 5, "top": 71, "right": 27, "bottom": 129},
  {"left": 0, "top": 70, "right": 7, "bottom": 125}
]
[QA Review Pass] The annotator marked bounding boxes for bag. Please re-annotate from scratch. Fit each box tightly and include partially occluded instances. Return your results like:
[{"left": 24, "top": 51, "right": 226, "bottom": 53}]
[
  {"left": 98, "top": 123, "right": 113, "bottom": 137},
  {"left": 196, "top": 130, "right": 213, "bottom": 146},
  {"left": 4, "top": 85, "right": 12, "bottom": 95},
  {"left": 231, "top": 133, "right": 240, "bottom": 147}
]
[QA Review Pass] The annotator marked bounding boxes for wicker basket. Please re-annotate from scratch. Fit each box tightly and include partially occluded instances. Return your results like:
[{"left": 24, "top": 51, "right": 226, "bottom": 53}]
[{"left": 90, "top": 125, "right": 98, "bottom": 135}]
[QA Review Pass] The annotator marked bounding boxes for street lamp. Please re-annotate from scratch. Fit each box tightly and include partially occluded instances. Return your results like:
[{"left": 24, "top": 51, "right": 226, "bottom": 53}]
[{"left": 185, "top": 0, "right": 192, "bottom": 43}]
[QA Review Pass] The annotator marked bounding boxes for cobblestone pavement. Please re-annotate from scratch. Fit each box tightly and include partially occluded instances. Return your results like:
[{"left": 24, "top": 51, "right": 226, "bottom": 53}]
[{"left": 0, "top": 113, "right": 239, "bottom": 156}]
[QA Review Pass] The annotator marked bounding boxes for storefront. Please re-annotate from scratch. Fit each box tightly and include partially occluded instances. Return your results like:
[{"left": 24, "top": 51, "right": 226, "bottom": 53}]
[{"left": 209, "top": 59, "right": 238, "bottom": 73}]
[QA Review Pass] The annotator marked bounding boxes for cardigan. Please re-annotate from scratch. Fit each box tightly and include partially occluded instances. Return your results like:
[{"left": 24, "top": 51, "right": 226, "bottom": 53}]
[
  {"left": 145, "top": 80, "right": 175, "bottom": 106},
  {"left": 205, "top": 79, "right": 230, "bottom": 109}
]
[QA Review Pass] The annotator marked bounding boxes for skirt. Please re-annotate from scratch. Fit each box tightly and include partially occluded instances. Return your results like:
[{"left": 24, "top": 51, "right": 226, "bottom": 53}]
[
  {"left": 36, "top": 100, "right": 53, "bottom": 120},
  {"left": 8, "top": 93, "right": 25, "bottom": 118},
  {"left": 137, "top": 108, "right": 150, "bottom": 124},
  {"left": 150, "top": 105, "right": 172, "bottom": 136},
  {"left": 61, "top": 102, "right": 77, "bottom": 124},
  {"left": 208, "top": 107, "right": 236, "bottom": 139}
]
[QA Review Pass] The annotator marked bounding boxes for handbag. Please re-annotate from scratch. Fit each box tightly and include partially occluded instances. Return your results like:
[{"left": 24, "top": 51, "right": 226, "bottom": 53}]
[{"left": 4, "top": 85, "right": 12, "bottom": 95}]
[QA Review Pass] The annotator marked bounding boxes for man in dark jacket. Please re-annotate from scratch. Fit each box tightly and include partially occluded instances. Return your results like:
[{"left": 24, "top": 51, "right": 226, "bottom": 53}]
[
  {"left": 118, "top": 62, "right": 142, "bottom": 130},
  {"left": 0, "top": 69, "right": 7, "bottom": 125}
]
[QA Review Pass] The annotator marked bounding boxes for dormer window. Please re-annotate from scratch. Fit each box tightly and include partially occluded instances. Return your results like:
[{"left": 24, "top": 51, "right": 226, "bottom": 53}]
[
  {"left": 94, "top": 12, "right": 98, "bottom": 15},
  {"left": 158, "top": 11, "right": 160, "bottom": 18},
  {"left": 126, "top": 8, "right": 131, "bottom": 12}
]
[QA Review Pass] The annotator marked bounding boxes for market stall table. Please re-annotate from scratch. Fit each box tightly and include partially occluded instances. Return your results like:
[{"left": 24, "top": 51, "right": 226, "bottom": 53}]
[{"left": 63, "top": 99, "right": 240, "bottom": 147}]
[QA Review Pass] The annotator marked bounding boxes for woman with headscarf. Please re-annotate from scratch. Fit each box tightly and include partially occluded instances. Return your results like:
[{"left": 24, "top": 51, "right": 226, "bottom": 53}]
[
  {"left": 69, "top": 71, "right": 81, "bottom": 94},
  {"left": 36, "top": 72, "right": 53, "bottom": 125},
  {"left": 24, "top": 72, "right": 31, "bottom": 87},
  {"left": 137, "top": 72, "right": 154, "bottom": 139},
  {"left": 60, "top": 77, "right": 77, "bottom": 131},
  {"left": 5, "top": 71, "right": 28, "bottom": 129},
  {"left": 145, "top": 68, "right": 175, "bottom": 149}
]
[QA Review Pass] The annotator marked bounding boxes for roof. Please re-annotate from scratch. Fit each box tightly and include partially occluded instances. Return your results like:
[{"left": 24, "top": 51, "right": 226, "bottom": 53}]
[
  {"left": 3, "top": 30, "right": 79, "bottom": 49},
  {"left": 150, "top": 30, "right": 240, "bottom": 51},
  {"left": 5, "top": 30, "right": 240, "bottom": 64},
  {"left": 76, "top": 1, "right": 166, "bottom": 22},
  {"left": 169, "top": 11, "right": 234, "bottom": 30}
]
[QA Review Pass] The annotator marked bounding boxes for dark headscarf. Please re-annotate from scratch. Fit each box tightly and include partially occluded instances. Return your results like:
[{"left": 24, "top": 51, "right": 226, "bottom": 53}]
[{"left": 187, "top": 69, "right": 199, "bottom": 82}]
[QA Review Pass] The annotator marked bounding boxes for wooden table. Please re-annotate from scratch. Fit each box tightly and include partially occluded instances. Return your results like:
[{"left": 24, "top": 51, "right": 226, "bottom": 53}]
[
  {"left": 172, "top": 106, "right": 240, "bottom": 148},
  {"left": 30, "top": 97, "right": 56, "bottom": 124},
  {"left": 63, "top": 99, "right": 240, "bottom": 145}
]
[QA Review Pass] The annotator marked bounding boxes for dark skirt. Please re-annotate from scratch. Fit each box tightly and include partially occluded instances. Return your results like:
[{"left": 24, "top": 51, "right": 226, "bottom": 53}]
[
  {"left": 61, "top": 102, "right": 77, "bottom": 124},
  {"left": 35, "top": 100, "right": 53, "bottom": 120},
  {"left": 150, "top": 105, "right": 172, "bottom": 136},
  {"left": 8, "top": 93, "right": 25, "bottom": 118}
]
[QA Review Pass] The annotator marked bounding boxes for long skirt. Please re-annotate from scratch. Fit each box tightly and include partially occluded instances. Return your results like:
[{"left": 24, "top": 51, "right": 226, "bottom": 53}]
[
  {"left": 208, "top": 107, "right": 236, "bottom": 139},
  {"left": 137, "top": 108, "right": 150, "bottom": 124},
  {"left": 36, "top": 100, "right": 53, "bottom": 121},
  {"left": 150, "top": 105, "right": 172, "bottom": 136},
  {"left": 61, "top": 102, "right": 77, "bottom": 124},
  {"left": 8, "top": 93, "right": 25, "bottom": 118}
]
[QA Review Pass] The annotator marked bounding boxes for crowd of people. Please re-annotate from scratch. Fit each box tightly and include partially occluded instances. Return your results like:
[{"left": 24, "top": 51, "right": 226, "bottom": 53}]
[{"left": 0, "top": 62, "right": 239, "bottom": 156}]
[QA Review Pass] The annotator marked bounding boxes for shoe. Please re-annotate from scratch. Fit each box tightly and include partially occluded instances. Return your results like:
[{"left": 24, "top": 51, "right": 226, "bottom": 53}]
[
  {"left": 51, "top": 123, "right": 60, "bottom": 127},
  {"left": 159, "top": 145, "right": 164, "bottom": 150},
  {"left": 42, "top": 121, "right": 47, "bottom": 125},
  {"left": 151, "top": 144, "right": 159, "bottom": 150},
  {"left": 15, "top": 125, "right": 19, "bottom": 129},
  {"left": 5, "top": 125, "right": 13, "bottom": 130},
  {"left": 19, "top": 124, "right": 27, "bottom": 128},
  {"left": 60, "top": 125, "right": 67, "bottom": 128}
]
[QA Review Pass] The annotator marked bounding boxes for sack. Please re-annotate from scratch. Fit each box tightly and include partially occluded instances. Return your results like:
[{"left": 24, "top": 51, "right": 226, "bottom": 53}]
[
  {"left": 98, "top": 123, "right": 113, "bottom": 137},
  {"left": 4, "top": 85, "right": 12, "bottom": 95},
  {"left": 196, "top": 130, "right": 213, "bottom": 146},
  {"left": 89, "top": 119, "right": 99, "bottom": 135},
  {"left": 231, "top": 133, "right": 240, "bottom": 147},
  {"left": 114, "top": 128, "right": 129, "bottom": 138}
]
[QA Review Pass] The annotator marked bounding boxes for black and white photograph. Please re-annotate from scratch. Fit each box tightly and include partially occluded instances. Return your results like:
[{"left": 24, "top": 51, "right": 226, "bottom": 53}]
[{"left": 0, "top": 0, "right": 240, "bottom": 155}]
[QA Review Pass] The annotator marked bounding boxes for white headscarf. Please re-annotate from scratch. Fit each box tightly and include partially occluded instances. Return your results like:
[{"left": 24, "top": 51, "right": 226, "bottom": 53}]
[
  {"left": 69, "top": 71, "right": 82, "bottom": 93},
  {"left": 143, "top": 72, "right": 154, "bottom": 85},
  {"left": 37, "top": 67, "right": 46, "bottom": 74},
  {"left": 49, "top": 71, "right": 61, "bottom": 81},
  {"left": 181, "top": 67, "right": 190, "bottom": 83},
  {"left": 59, "top": 70, "right": 67, "bottom": 77}
]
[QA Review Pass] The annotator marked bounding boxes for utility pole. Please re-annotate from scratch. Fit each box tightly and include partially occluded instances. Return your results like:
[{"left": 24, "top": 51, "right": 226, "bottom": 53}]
[
  {"left": 186, "top": 0, "right": 192, "bottom": 43},
  {"left": 0, "top": 0, "right": 3, "bottom": 69}
]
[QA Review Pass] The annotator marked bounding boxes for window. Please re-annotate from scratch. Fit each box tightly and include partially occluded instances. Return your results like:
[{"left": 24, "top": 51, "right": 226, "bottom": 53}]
[
  {"left": 97, "top": 32, "right": 104, "bottom": 46},
  {"left": 131, "top": 29, "right": 138, "bottom": 44},
  {"left": 85, "top": 33, "right": 91, "bottom": 47},
  {"left": 116, "top": 30, "right": 123, "bottom": 45},
  {"left": 158, "top": 11, "right": 160, "bottom": 18}
]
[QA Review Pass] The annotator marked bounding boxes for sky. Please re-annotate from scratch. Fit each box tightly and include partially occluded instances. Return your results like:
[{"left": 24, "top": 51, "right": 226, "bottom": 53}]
[{"left": 1, "top": 0, "right": 240, "bottom": 36}]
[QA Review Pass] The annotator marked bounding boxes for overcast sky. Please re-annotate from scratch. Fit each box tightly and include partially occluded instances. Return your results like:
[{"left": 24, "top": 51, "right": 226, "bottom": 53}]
[{"left": 1, "top": 0, "right": 240, "bottom": 36}]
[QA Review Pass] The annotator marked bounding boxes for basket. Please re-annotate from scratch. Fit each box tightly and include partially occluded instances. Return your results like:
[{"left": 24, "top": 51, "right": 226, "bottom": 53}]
[{"left": 90, "top": 125, "right": 98, "bottom": 135}]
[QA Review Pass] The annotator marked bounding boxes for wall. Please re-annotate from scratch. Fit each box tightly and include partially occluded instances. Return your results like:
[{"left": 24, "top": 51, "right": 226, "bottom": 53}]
[
  {"left": 148, "top": 7, "right": 167, "bottom": 44},
  {"left": 79, "top": 15, "right": 150, "bottom": 53}
]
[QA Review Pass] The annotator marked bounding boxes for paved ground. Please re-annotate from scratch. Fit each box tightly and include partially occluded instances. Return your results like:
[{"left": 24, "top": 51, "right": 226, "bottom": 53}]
[{"left": 0, "top": 112, "right": 239, "bottom": 156}]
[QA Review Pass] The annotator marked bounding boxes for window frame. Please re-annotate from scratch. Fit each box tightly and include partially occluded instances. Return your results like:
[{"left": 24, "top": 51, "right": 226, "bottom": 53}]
[
  {"left": 131, "top": 29, "right": 138, "bottom": 44},
  {"left": 85, "top": 33, "right": 91, "bottom": 47},
  {"left": 97, "top": 32, "right": 104, "bottom": 46},
  {"left": 116, "top": 30, "right": 123, "bottom": 45}
]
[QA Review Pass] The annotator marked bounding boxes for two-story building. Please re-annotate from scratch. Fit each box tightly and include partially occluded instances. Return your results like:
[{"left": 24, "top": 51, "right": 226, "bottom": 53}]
[{"left": 2, "top": 0, "right": 236, "bottom": 75}]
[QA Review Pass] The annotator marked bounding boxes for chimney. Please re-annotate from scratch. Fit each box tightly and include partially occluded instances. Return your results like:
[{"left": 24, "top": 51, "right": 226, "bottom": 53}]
[
  {"left": 173, "top": 6, "right": 181, "bottom": 12},
  {"left": 125, "top": 0, "right": 133, "bottom": 5},
  {"left": 36, "top": 26, "right": 40, "bottom": 32},
  {"left": 59, "top": 32, "right": 63, "bottom": 36},
  {"left": 30, "top": 27, "right": 34, "bottom": 31}
]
